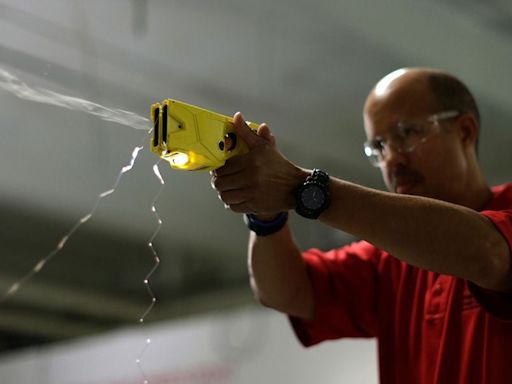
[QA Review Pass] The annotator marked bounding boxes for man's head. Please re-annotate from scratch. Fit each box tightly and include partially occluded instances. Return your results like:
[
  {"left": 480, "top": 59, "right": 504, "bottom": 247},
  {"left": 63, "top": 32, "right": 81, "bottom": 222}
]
[{"left": 363, "top": 68, "right": 484, "bottom": 204}]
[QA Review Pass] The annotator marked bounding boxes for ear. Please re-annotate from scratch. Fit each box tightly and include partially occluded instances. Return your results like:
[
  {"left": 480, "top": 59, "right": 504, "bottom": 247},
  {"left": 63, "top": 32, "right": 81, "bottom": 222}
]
[{"left": 456, "top": 113, "right": 479, "bottom": 150}]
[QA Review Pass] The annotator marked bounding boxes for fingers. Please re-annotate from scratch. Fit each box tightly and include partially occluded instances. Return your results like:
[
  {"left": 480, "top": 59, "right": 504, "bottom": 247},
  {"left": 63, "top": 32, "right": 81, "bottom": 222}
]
[
  {"left": 211, "top": 163, "right": 252, "bottom": 209},
  {"left": 211, "top": 171, "right": 251, "bottom": 192},
  {"left": 225, "top": 201, "right": 252, "bottom": 213},
  {"left": 233, "top": 112, "right": 267, "bottom": 149},
  {"left": 217, "top": 188, "right": 250, "bottom": 207},
  {"left": 214, "top": 156, "right": 246, "bottom": 177},
  {"left": 211, "top": 113, "right": 281, "bottom": 214}
]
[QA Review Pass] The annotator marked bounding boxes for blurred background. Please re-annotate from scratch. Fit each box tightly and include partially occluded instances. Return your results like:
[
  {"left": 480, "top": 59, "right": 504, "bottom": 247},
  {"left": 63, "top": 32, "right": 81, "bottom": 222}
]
[{"left": 0, "top": 0, "right": 511, "bottom": 383}]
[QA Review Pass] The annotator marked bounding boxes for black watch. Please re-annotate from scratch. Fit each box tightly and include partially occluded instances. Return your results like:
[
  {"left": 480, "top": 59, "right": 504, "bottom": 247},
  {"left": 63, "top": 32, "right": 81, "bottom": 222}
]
[{"left": 294, "top": 169, "right": 331, "bottom": 219}]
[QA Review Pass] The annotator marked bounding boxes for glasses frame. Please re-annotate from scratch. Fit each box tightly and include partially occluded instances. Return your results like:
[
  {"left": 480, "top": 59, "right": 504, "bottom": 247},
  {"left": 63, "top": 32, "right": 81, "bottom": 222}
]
[{"left": 363, "top": 110, "right": 460, "bottom": 167}]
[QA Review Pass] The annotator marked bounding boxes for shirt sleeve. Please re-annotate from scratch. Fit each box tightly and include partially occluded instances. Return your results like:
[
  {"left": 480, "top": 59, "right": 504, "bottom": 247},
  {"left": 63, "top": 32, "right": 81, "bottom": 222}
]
[
  {"left": 468, "top": 209, "right": 512, "bottom": 320},
  {"left": 289, "top": 242, "right": 381, "bottom": 347}
]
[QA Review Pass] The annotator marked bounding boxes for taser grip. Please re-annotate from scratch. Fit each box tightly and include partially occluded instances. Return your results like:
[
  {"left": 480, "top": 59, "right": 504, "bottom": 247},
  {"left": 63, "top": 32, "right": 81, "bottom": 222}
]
[{"left": 150, "top": 99, "right": 259, "bottom": 171}]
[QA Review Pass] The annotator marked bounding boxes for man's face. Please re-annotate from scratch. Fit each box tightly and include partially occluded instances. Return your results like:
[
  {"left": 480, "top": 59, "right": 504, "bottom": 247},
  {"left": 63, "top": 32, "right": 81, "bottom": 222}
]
[{"left": 363, "top": 86, "right": 470, "bottom": 203}]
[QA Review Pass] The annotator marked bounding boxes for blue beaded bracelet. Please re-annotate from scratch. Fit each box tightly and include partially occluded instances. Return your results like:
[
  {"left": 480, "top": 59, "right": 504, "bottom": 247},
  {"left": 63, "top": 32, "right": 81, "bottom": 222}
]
[{"left": 243, "top": 212, "right": 289, "bottom": 236}]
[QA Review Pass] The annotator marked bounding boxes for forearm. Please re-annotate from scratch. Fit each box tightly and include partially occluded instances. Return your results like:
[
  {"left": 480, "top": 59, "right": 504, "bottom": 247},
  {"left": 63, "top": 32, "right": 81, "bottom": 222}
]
[
  {"left": 248, "top": 224, "right": 314, "bottom": 319},
  {"left": 321, "top": 179, "right": 511, "bottom": 290}
]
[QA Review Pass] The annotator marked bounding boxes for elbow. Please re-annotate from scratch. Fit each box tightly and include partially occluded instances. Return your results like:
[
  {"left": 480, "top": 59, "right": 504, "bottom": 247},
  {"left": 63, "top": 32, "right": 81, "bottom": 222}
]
[
  {"left": 250, "top": 279, "right": 315, "bottom": 320},
  {"left": 472, "top": 233, "right": 512, "bottom": 292}
]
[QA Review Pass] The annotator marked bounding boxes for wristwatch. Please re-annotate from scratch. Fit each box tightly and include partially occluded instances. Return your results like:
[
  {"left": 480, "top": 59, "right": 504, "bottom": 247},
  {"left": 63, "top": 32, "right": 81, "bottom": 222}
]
[{"left": 294, "top": 169, "right": 331, "bottom": 219}]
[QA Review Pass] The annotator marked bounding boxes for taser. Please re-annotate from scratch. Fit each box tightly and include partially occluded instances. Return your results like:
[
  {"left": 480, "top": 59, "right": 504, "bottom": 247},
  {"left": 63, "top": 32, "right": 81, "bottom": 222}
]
[{"left": 150, "top": 99, "right": 259, "bottom": 171}]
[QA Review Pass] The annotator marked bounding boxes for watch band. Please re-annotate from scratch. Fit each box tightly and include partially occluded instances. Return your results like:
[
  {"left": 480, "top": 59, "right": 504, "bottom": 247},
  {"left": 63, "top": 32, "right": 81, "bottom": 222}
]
[
  {"left": 244, "top": 212, "right": 289, "bottom": 236},
  {"left": 309, "top": 168, "right": 330, "bottom": 185}
]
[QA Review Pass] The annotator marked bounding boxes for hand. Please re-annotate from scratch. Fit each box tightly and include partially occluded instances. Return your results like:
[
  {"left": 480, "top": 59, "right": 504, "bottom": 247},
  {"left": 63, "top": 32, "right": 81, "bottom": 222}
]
[{"left": 211, "top": 112, "right": 308, "bottom": 215}]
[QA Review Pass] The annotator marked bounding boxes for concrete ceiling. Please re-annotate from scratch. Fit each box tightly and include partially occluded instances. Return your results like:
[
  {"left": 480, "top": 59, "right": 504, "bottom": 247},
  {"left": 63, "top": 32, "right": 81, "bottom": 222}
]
[{"left": 0, "top": 0, "right": 511, "bottom": 353}]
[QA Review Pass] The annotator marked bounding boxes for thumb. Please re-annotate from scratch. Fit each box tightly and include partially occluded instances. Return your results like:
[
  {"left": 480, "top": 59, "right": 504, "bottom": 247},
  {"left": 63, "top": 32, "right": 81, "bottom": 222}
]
[
  {"left": 233, "top": 112, "right": 267, "bottom": 149},
  {"left": 257, "top": 123, "right": 276, "bottom": 146}
]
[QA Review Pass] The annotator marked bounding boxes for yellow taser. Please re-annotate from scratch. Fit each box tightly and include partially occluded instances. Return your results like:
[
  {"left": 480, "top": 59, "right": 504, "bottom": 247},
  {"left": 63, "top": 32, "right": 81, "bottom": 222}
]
[{"left": 150, "top": 99, "right": 259, "bottom": 171}]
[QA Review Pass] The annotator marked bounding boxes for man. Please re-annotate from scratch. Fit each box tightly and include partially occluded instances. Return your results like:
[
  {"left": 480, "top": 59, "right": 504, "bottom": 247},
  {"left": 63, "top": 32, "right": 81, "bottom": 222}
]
[{"left": 211, "top": 68, "right": 512, "bottom": 383}]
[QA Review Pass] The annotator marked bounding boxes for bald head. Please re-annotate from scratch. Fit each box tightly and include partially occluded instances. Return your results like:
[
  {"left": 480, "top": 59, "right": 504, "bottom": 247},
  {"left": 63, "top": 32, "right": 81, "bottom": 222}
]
[
  {"left": 366, "top": 68, "right": 480, "bottom": 124},
  {"left": 365, "top": 67, "right": 481, "bottom": 150},
  {"left": 372, "top": 68, "right": 427, "bottom": 98}
]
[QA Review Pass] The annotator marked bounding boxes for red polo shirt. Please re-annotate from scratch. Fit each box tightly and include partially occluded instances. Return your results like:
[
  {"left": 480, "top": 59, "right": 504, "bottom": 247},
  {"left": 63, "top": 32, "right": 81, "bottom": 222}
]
[{"left": 290, "top": 183, "right": 512, "bottom": 384}]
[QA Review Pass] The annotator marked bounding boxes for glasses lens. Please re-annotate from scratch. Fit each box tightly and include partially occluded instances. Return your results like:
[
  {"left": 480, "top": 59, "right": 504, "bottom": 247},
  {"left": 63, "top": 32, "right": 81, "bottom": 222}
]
[
  {"left": 363, "top": 111, "right": 459, "bottom": 166},
  {"left": 395, "top": 122, "right": 431, "bottom": 152},
  {"left": 363, "top": 142, "right": 381, "bottom": 167}
]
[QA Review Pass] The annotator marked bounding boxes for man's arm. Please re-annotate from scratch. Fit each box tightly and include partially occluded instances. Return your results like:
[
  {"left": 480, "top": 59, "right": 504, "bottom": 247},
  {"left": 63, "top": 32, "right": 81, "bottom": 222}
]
[
  {"left": 247, "top": 224, "right": 314, "bottom": 319},
  {"left": 321, "top": 179, "right": 512, "bottom": 292},
  {"left": 246, "top": 178, "right": 511, "bottom": 307},
  {"left": 211, "top": 114, "right": 314, "bottom": 318}
]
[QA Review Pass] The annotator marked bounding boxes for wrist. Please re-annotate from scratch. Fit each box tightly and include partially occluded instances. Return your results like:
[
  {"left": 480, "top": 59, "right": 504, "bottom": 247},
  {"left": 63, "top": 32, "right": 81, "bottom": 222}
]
[
  {"left": 244, "top": 212, "right": 289, "bottom": 236},
  {"left": 286, "top": 167, "right": 311, "bottom": 209},
  {"left": 253, "top": 213, "right": 283, "bottom": 221}
]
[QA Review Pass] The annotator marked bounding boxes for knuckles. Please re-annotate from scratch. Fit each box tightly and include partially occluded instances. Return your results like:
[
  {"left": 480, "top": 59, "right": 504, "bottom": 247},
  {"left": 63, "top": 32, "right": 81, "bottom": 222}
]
[
  {"left": 229, "top": 204, "right": 245, "bottom": 213},
  {"left": 211, "top": 175, "right": 221, "bottom": 191}
]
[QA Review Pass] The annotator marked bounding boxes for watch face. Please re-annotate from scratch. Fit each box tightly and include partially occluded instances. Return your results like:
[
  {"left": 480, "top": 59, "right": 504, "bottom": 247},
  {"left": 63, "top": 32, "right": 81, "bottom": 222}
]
[{"left": 301, "top": 185, "right": 326, "bottom": 210}]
